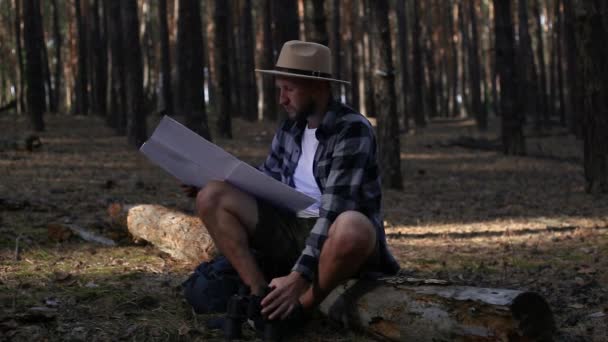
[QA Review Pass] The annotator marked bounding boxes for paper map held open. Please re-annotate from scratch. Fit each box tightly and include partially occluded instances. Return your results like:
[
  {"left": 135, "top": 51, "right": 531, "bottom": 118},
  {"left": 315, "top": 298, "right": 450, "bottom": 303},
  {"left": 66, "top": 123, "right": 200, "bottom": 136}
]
[{"left": 139, "top": 116, "right": 316, "bottom": 212}]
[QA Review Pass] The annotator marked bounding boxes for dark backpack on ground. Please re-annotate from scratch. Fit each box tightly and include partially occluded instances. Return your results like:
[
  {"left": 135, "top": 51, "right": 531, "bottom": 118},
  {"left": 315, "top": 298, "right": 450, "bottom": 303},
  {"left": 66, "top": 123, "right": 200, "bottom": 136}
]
[{"left": 182, "top": 255, "right": 244, "bottom": 314}]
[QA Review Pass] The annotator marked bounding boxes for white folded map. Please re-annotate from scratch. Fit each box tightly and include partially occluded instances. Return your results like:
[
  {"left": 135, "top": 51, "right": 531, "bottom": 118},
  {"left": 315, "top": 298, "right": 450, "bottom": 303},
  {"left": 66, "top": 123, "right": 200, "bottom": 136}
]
[{"left": 139, "top": 116, "right": 316, "bottom": 212}]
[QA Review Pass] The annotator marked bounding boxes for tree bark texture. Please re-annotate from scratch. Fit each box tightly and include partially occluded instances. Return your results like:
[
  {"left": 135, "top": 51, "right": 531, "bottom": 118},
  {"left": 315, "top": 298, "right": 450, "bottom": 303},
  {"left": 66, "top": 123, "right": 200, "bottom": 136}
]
[
  {"left": 395, "top": 0, "right": 410, "bottom": 131},
  {"left": 120, "top": 0, "right": 147, "bottom": 147},
  {"left": 310, "top": 0, "right": 329, "bottom": 46},
  {"left": 74, "top": 0, "right": 88, "bottom": 115},
  {"left": 109, "top": 204, "right": 217, "bottom": 264},
  {"left": 260, "top": 0, "right": 277, "bottom": 121},
  {"left": 176, "top": 0, "right": 210, "bottom": 139},
  {"left": 573, "top": 0, "right": 608, "bottom": 194},
  {"left": 51, "top": 0, "right": 62, "bottom": 113},
  {"left": 562, "top": 0, "right": 583, "bottom": 136},
  {"left": 517, "top": 0, "right": 540, "bottom": 126},
  {"left": 237, "top": 0, "right": 258, "bottom": 122},
  {"left": 370, "top": 0, "right": 403, "bottom": 190},
  {"left": 494, "top": 0, "right": 526, "bottom": 155},
  {"left": 320, "top": 277, "right": 555, "bottom": 341},
  {"left": 468, "top": 0, "right": 485, "bottom": 130},
  {"left": 158, "top": 0, "right": 174, "bottom": 116},
  {"left": 532, "top": 0, "right": 549, "bottom": 126},
  {"left": 22, "top": 0, "right": 45, "bottom": 131},
  {"left": 214, "top": 0, "right": 232, "bottom": 138},
  {"left": 105, "top": 0, "right": 127, "bottom": 133},
  {"left": 411, "top": 0, "right": 425, "bottom": 127}
]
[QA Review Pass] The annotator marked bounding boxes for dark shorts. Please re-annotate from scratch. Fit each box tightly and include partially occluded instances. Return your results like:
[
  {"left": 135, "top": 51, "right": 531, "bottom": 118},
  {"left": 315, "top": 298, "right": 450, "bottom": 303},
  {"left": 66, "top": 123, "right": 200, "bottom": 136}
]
[{"left": 250, "top": 200, "right": 381, "bottom": 280}]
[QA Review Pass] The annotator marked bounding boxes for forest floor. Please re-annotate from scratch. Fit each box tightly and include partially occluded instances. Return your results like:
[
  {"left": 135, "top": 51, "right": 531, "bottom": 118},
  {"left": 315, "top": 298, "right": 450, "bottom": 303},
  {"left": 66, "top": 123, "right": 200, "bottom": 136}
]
[{"left": 1, "top": 112, "right": 607, "bottom": 341}]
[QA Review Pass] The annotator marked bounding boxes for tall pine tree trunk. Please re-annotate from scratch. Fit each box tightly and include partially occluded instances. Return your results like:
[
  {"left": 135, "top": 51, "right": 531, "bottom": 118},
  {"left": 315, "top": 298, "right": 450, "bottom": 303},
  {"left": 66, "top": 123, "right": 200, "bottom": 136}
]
[
  {"left": 362, "top": 0, "right": 375, "bottom": 117},
  {"left": 238, "top": 0, "right": 258, "bottom": 122},
  {"left": 468, "top": 0, "right": 485, "bottom": 130},
  {"left": 260, "top": 0, "right": 276, "bottom": 121},
  {"left": 214, "top": 0, "right": 232, "bottom": 138},
  {"left": 562, "top": 0, "right": 582, "bottom": 136},
  {"left": 310, "top": 0, "right": 329, "bottom": 45},
  {"left": 494, "top": 0, "right": 525, "bottom": 155},
  {"left": 106, "top": 0, "right": 127, "bottom": 133},
  {"left": 51, "top": 0, "right": 62, "bottom": 113},
  {"left": 370, "top": 0, "right": 402, "bottom": 190},
  {"left": 573, "top": 0, "right": 608, "bottom": 193},
  {"left": 158, "top": 0, "right": 173, "bottom": 116},
  {"left": 412, "top": 0, "right": 425, "bottom": 126},
  {"left": 121, "top": 0, "right": 147, "bottom": 147},
  {"left": 532, "top": 0, "right": 548, "bottom": 127},
  {"left": 396, "top": 0, "right": 410, "bottom": 132},
  {"left": 74, "top": 0, "right": 88, "bottom": 115},
  {"left": 22, "top": 0, "right": 45, "bottom": 130},
  {"left": 14, "top": 0, "right": 25, "bottom": 113},
  {"left": 517, "top": 0, "right": 539, "bottom": 127},
  {"left": 176, "top": 0, "right": 210, "bottom": 139}
]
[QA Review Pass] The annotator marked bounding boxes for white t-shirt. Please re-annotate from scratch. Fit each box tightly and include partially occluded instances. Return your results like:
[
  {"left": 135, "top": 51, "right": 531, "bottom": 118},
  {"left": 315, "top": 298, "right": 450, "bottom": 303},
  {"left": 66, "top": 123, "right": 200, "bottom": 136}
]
[{"left": 294, "top": 125, "right": 322, "bottom": 218}]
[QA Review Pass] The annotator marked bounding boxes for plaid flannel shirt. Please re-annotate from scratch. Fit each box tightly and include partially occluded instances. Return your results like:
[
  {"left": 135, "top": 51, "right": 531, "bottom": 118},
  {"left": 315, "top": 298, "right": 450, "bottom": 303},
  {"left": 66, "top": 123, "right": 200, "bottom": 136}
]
[{"left": 258, "top": 100, "right": 400, "bottom": 281}]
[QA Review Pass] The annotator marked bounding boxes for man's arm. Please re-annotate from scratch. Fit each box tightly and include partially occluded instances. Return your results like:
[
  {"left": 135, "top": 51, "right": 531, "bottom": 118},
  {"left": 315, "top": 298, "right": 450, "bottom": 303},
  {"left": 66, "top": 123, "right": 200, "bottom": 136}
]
[{"left": 292, "top": 120, "right": 375, "bottom": 280}]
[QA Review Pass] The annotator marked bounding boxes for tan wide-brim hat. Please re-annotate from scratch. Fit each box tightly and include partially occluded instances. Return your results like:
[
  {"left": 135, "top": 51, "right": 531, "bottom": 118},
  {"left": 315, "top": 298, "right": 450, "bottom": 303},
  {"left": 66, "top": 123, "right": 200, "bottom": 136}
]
[{"left": 255, "top": 40, "right": 350, "bottom": 85}]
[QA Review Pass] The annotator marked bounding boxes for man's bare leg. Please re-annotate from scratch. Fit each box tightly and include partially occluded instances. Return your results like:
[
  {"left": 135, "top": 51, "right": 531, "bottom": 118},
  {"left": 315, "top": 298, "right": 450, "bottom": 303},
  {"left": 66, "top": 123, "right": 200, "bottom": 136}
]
[
  {"left": 196, "top": 180, "right": 267, "bottom": 295},
  {"left": 299, "top": 211, "right": 376, "bottom": 309}
]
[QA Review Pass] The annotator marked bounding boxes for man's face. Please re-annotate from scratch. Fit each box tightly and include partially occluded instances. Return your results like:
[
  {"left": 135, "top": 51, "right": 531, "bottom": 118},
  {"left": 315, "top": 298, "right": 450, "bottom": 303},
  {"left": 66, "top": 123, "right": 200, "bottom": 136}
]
[{"left": 276, "top": 77, "right": 316, "bottom": 121}]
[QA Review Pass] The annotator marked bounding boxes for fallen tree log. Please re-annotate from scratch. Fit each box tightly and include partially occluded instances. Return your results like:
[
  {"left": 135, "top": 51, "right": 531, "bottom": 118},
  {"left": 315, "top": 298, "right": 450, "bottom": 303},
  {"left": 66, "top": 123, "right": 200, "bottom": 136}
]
[
  {"left": 109, "top": 204, "right": 555, "bottom": 341},
  {"left": 108, "top": 204, "right": 217, "bottom": 263},
  {"left": 319, "top": 277, "right": 554, "bottom": 341}
]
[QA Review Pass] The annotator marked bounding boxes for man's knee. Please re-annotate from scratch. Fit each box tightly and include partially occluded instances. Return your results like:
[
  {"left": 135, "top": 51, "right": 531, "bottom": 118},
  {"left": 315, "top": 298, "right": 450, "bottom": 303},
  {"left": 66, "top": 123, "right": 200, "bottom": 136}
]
[
  {"left": 329, "top": 211, "right": 376, "bottom": 258},
  {"left": 196, "top": 180, "right": 229, "bottom": 218}
]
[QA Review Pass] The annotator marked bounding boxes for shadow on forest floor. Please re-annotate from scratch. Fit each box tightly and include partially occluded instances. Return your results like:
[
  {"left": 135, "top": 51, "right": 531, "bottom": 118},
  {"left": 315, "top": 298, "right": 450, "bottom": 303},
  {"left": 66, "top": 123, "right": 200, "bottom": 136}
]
[{"left": 1, "top": 113, "right": 607, "bottom": 341}]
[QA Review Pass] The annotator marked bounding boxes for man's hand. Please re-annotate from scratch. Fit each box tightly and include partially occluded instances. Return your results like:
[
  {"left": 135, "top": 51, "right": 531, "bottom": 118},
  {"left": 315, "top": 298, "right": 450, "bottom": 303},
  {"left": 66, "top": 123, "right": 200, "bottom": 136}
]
[
  {"left": 261, "top": 272, "right": 309, "bottom": 320},
  {"left": 180, "top": 184, "right": 200, "bottom": 198}
]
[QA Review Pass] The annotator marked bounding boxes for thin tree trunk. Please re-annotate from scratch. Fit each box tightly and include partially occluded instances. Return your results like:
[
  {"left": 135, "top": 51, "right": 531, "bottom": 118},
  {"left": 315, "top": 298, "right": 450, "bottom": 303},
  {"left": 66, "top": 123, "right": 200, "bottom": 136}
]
[
  {"left": 370, "top": 0, "right": 403, "bottom": 190},
  {"left": 562, "top": 0, "right": 581, "bottom": 136},
  {"left": 396, "top": 0, "right": 410, "bottom": 132},
  {"left": 349, "top": 0, "right": 360, "bottom": 110},
  {"left": 448, "top": 0, "right": 459, "bottom": 117},
  {"left": 423, "top": 2, "right": 437, "bottom": 119},
  {"left": 555, "top": 0, "right": 566, "bottom": 126},
  {"left": 260, "top": 0, "right": 276, "bottom": 121},
  {"left": 121, "top": 0, "right": 147, "bottom": 147},
  {"left": 106, "top": 0, "right": 127, "bottom": 133},
  {"left": 74, "top": 0, "right": 88, "bottom": 115},
  {"left": 51, "top": 0, "right": 62, "bottom": 113},
  {"left": 214, "top": 0, "right": 232, "bottom": 138},
  {"left": 158, "top": 0, "right": 173, "bottom": 116},
  {"left": 22, "top": 0, "right": 45, "bottom": 131},
  {"left": 573, "top": 0, "right": 608, "bottom": 193},
  {"left": 532, "top": 0, "right": 548, "bottom": 127},
  {"left": 517, "top": 0, "right": 539, "bottom": 127},
  {"left": 91, "top": 0, "right": 106, "bottom": 116},
  {"left": 362, "top": 0, "right": 375, "bottom": 117},
  {"left": 14, "top": 0, "right": 25, "bottom": 113},
  {"left": 331, "top": 0, "right": 341, "bottom": 98},
  {"left": 494, "top": 0, "right": 525, "bottom": 155},
  {"left": 176, "top": 0, "right": 210, "bottom": 139},
  {"left": 238, "top": 0, "right": 258, "bottom": 122},
  {"left": 458, "top": 0, "right": 469, "bottom": 117},
  {"left": 468, "top": 0, "right": 485, "bottom": 130},
  {"left": 310, "top": 0, "right": 328, "bottom": 45},
  {"left": 39, "top": 13, "right": 53, "bottom": 113},
  {"left": 412, "top": 0, "right": 425, "bottom": 126}
]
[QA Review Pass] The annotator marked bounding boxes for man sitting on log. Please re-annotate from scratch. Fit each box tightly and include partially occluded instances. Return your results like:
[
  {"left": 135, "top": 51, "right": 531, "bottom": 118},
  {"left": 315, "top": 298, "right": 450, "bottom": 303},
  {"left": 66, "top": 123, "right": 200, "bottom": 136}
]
[{"left": 189, "top": 41, "right": 399, "bottom": 331}]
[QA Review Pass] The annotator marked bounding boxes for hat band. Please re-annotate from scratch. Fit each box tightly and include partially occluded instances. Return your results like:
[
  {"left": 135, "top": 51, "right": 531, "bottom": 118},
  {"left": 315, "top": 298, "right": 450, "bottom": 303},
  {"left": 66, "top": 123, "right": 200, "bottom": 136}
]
[{"left": 274, "top": 66, "right": 332, "bottom": 79}]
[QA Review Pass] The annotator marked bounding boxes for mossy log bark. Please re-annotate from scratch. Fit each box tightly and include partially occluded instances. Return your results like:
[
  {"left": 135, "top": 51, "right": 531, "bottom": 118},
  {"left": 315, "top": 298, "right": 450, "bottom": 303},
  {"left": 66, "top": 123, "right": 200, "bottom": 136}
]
[{"left": 109, "top": 204, "right": 555, "bottom": 341}]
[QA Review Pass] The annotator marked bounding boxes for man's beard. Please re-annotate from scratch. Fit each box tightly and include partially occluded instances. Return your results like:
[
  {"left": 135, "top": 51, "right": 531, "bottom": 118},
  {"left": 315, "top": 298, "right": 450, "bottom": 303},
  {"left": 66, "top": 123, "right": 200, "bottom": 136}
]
[{"left": 294, "top": 98, "right": 317, "bottom": 122}]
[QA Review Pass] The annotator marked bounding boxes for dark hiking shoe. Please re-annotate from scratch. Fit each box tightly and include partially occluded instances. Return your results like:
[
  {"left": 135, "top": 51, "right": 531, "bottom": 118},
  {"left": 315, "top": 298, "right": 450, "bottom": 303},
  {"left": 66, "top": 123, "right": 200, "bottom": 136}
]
[{"left": 264, "top": 302, "right": 311, "bottom": 341}]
